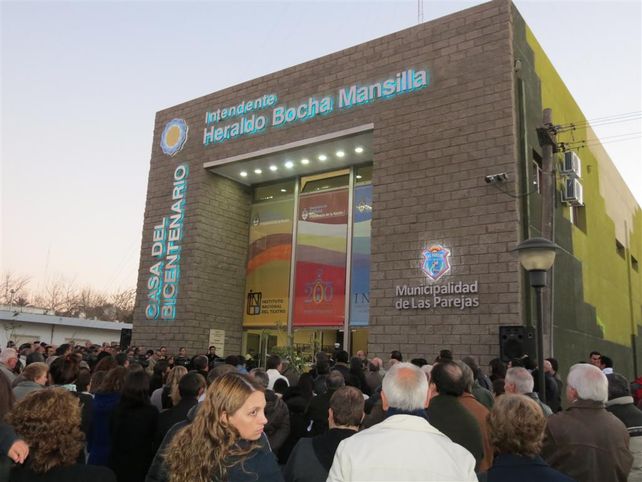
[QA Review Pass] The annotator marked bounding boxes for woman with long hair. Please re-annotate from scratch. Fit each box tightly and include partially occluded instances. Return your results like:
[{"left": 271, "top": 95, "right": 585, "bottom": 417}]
[
  {"left": 163, "top": 372, "right": 283, "bottom": 482},
  {"left": 109, "top": 370, "right": 158, "bottom": 482},
  {"left": 278, "top": 373, "right": 315, "bottom": 464},
  {"left": 151, "top": 365, "right": 187, "bottom": 411},
  {"left": 87, "top": 366, "right": 127, "bottom": 466},
  {"left": 7, "top": 389, "right": 115, "bottom": 481}
]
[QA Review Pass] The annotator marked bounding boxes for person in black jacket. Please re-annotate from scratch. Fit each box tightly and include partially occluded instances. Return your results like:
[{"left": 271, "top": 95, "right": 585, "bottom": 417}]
[
  {"left": 249, "top": 369, "right": 290, "bottom": 453},
  {"left": 8, "top": 389, "right": 116, "bottom": 482},
  {"left": 147, "top": 373, "right": 283, "bottom": 482},
  {"left": 349, "top": 357, "right": 371, "bottom": 396},
  {"left": 153, "top": 372, "right": 205, "bottom": 453},
  {"left": 606, "top": 372, "right": 642, "bottom": 479},
  {"left": 48, "top": 355, "right": 93, "bottom": 438},
  {"left": 305, "top": 370, "right": 346, "bottom": 437},
  {"left": 284, "top": 386, "right": 363, "bottom": 482},
  {"left": 109, "top": 370, "right": 158, "bottom": 482},
  {"left": 278, "top": 374, "right": 315, "bottom": 464}
]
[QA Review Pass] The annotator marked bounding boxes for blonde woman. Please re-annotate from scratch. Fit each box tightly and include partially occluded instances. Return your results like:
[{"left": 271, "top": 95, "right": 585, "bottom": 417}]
[
  {"left": 151, "top": 365, "right": 187, "bottom": 411},
  {"left": 158, "top": 372, "right": 283, "bottom": 482}
]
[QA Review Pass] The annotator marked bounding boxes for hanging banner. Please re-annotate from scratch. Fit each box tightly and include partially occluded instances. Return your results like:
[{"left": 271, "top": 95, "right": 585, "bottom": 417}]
[
  {"left": 243, "top": 199, "right": 294, "bottom": 327},
  {"left": 293, "top": 189, "right": 348, "bottom": 326},
  {"left": 350, "top": 184, "right": 372, "bottom": 326}
]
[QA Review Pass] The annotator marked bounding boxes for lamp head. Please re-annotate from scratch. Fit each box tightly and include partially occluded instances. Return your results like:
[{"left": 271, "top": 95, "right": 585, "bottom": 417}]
[{"left": 513, "top": 237, "right": 559, "bottom": 272}]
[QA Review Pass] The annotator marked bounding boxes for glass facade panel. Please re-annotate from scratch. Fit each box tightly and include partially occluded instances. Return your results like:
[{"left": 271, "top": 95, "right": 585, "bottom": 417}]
[{"left": 243, "top": 163, "right": 373, "bottom": 345}]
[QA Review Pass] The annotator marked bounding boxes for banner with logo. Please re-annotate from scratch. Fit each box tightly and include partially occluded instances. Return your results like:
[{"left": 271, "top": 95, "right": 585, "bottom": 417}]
[
  {"left": 243, "top": 199, "right": 294, "bottom": 327},
  {"left": 350, "top": 184, "right": 372, "bottom": 326},
  {"left": 293, "top": 190, "right": 348, "bottom": 326}
]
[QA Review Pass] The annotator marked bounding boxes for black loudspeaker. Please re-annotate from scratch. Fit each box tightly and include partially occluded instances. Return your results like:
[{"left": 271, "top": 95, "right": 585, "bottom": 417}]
[
  {"left": 119, "top": 328, "right": 132, "bottom": 349},
  {"left": 499, "top": 325, "right": 535, "bottom": 362}
]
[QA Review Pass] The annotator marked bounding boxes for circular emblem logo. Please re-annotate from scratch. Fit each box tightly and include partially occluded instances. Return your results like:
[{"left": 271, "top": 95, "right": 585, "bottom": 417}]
[{"left": 160, "top": 118, "right": 188, "bottom": 156}]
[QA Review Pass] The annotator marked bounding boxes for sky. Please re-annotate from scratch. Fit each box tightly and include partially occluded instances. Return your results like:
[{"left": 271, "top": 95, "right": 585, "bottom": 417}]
[{"left": 1, "top": 0, "right": 641, "bottom": 296}]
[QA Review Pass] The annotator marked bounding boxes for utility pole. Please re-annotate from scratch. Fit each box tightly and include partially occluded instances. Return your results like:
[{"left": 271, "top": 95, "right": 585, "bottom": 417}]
[{"left": 536, "top": 109, "right": 557, "bottom": 359}]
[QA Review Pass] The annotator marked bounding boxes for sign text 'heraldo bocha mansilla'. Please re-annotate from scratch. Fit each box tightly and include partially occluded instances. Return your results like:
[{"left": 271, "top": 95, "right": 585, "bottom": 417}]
[
  {"left": 202, "top": 69, "right": 429, "bottom": 145},
  {"left": 395, "top": 245, "right": 480, "bottom": 311}
]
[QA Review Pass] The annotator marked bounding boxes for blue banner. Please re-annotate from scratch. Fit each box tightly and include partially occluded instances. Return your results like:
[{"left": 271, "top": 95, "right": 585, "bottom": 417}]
[{"left": 350, "top": 184, "right": 372, "bottom": 326}]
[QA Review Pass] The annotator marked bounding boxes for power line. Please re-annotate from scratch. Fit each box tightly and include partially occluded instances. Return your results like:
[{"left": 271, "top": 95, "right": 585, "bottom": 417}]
[
  {"left": 556, "top": 111, "right": 641, "bottom": 133},
  {"left": 559, "top": 132, "right": 641, "bottom": 151}
]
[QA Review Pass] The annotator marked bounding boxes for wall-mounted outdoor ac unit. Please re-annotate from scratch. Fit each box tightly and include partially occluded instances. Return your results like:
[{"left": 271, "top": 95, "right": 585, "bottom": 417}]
[
  {"left": 562, "top": 178, "right": 584, "bottom": 206},
  {"left": 561, "top": 151, "right": 582, "bottom": 178}
]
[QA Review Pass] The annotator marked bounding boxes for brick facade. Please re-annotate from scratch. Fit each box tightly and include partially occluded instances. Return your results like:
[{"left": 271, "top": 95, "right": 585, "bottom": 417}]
[{"left": 134, "top": 0, "right": 522, "bottom": 365}]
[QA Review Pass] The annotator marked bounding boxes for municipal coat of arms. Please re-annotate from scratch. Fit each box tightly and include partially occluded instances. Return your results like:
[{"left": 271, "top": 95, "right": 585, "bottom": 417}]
[{"left": 422, "top": 244, "right": 451, "bottom": 281}]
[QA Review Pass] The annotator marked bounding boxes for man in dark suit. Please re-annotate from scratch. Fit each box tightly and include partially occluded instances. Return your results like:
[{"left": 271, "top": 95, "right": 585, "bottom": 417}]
[{"left": 426, "top": 360, "right": 484, "bottom": 470}]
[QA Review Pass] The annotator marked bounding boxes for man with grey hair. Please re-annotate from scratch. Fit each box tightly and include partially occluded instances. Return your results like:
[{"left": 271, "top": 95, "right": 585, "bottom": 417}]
[
  {"left": 0, "top": 348, "right": 18, "bottom": 383},
  {"left": 504, "top": 366, "right": 553, "bottom": 416},
  {"left": 327, "top": 362, "right": 476, "bottom": 481},
  {"left": 542, "top": 363, "right": 632, "bottom": 482}
]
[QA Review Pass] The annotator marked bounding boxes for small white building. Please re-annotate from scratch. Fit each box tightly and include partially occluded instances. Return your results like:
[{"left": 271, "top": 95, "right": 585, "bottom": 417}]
[{"left": 0, "top": 308, "right": 132, "bottom": 347}]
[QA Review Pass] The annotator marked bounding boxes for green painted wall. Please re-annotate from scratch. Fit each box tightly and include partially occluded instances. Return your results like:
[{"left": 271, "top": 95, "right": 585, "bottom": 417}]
[{"left": 512, "top": 4, "right": 642, "bottom": 379}]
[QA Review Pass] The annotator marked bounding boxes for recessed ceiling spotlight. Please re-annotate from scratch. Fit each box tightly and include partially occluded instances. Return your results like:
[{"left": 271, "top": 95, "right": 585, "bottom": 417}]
[
  {"left": 280, "top": 188, "right": 287, "bottom": 193},
  {"left": 355, "top": 146, "right": 364, "bottom": 154},
  {"left": 254, "top": 168, "right": 262, "bottom": 174},
  {"left": 336, "top": 150, "right": 345, "bottom": 158},
  {"left": 301, "top": 158, "right": 310, "bottom": 165},
  {"left": 285, "top": 160, "right": 294, "bottom": 169},
  {"left": 318, "top": 154, "right": 327, "bottom": 161},
  {"left": 240, "top": 171, "right": 248, "bottom": 177},
  {"left": 269, "top": 165, "right": 278, "bottom": 172}
]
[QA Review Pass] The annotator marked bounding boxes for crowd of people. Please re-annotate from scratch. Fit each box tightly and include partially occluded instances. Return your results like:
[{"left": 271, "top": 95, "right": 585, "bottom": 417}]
[{"left": 0, "top": 340, "right": 641, "bottom": 481}]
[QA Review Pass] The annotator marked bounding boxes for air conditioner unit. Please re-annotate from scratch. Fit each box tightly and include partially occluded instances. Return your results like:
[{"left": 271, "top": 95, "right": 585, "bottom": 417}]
[
  {"left": 561, "top": 151, "right": 582, "bottom": 178},
  {"left": 562, "top": 178, "right": 584, "bottom": 206}
]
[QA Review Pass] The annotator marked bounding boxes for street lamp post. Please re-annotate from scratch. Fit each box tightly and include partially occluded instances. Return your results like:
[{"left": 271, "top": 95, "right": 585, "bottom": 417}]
[{"left": 514, "top": 237, "right": 559, "bottom": 404}]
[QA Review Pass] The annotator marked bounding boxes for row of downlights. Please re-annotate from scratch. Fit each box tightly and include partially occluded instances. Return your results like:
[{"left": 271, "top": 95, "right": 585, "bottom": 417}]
[{"left": 239, "top": 146, "right": 365, "bottom": 178}]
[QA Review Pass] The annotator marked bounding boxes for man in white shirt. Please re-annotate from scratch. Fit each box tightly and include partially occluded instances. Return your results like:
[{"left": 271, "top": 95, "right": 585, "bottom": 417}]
[
  {"left": 266, "top": 354, "right": 289, "bottom": 390},
  {"left": 327, "top": 362, "right": 477, "bottom": 481}
]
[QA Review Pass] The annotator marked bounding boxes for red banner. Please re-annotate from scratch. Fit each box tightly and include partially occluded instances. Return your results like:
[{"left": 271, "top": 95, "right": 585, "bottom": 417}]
[{"left": 293, "top": 190, "right": 348, "bottom": 326}]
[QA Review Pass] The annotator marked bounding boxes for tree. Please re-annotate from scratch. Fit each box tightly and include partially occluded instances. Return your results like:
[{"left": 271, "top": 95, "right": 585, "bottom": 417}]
[
  {"left": 2, "top": 271, "right": 135, "bottom": 322},
  {"left": 34, "top": 277, "right": 75, "bottom": 314},
  {"left": 0, "top": 272, "right": 31, "bottom": 306},
  {"left": 110, "top": 288, "right": 136, "bottom": 323}
]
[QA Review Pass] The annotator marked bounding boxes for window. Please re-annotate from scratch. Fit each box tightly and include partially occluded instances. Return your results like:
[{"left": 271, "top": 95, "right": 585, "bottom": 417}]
[
  {"left": 253, "top": 179, "right": 295, "bottom": 202},
  {"left": 632, "top": 256, "right": 639, "bottom": 272},
  {"left": 355, "top": 165, "right": 373, "bottom": 184},
  {"left": 616, "top": 239, "right": 626, "bottom": 259},
  {"left": 570, "top": 205, "right": 587, "bottom": 233},
  {"left": 300, "top": 169, "right": 350, "bottom": 193}
]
